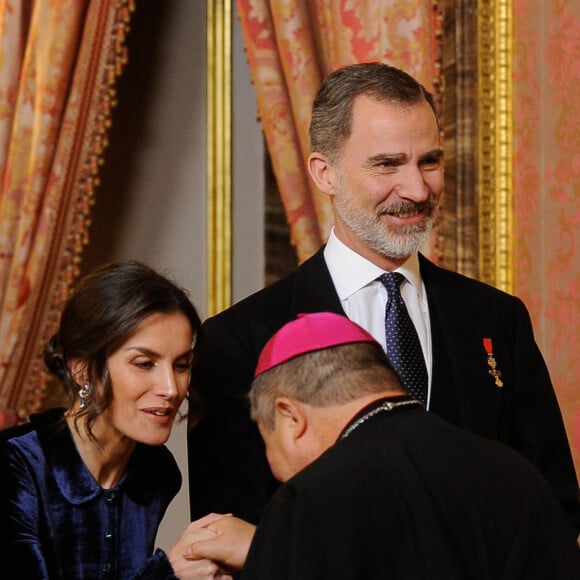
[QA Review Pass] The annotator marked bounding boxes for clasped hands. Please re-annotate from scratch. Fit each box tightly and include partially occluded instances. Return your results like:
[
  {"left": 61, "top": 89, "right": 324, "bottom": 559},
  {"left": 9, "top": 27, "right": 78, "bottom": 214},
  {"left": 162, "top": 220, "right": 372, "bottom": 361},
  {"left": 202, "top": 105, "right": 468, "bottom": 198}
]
[{"left": 168, "top": 513, "right": 256, "bottom": 579}]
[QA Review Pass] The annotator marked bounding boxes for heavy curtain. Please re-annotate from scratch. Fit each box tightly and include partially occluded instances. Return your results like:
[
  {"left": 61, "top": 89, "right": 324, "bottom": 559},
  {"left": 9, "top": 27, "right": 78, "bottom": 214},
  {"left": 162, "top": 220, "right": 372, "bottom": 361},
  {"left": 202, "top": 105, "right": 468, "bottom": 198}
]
[
  {"left": 236, "top": 0, "right": 443, "bottom": 264},
  {"left": 0, "top": 0, "right": 134, "bottom": 427}
]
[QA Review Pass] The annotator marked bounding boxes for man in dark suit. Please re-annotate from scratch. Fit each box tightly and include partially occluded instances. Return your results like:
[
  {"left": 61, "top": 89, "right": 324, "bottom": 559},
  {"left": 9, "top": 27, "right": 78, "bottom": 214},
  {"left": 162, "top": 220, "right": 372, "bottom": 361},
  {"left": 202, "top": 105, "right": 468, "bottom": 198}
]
[{"left": 187, "top": 62, "right": 580, "bottom": 535}]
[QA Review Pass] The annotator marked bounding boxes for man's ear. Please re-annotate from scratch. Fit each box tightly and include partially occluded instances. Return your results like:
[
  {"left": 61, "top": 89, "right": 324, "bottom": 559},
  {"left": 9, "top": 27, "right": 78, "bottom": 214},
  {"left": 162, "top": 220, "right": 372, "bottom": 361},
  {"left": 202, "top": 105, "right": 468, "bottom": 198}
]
[
  {"left": 307, "top": 152, "right": 336, "bottom": 196},
  {"left": 274, "top": 397, "right": 308, "bottom": 441}
]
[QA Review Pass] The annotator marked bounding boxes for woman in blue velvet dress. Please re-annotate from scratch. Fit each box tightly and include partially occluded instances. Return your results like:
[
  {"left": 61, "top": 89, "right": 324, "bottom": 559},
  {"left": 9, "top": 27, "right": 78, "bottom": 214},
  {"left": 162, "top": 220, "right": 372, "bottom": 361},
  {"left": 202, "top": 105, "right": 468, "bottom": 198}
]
[{"left": 0, "top": 261, "right": 231, "bottom": 580}]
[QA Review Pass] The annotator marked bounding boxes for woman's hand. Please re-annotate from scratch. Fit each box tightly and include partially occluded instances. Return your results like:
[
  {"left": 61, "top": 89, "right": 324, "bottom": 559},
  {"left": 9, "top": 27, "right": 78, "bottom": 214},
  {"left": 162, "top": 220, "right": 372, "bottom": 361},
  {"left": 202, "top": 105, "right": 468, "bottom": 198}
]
[
  {"left": 167, "top": 513, "right": 234, "bottom": 579},
  {"left": 186, "top": 514, "right": 256, "bottom": 572}
]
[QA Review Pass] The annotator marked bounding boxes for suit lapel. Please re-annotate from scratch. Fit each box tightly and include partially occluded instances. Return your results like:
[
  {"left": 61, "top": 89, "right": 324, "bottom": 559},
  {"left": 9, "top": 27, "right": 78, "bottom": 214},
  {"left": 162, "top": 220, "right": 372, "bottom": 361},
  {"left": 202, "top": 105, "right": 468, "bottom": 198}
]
[
  {"left": 419, "top": 255, "right": 504, "bottom": 435},
  {"left": 289, "top": 247, "right": 344, "bottom": 315}
]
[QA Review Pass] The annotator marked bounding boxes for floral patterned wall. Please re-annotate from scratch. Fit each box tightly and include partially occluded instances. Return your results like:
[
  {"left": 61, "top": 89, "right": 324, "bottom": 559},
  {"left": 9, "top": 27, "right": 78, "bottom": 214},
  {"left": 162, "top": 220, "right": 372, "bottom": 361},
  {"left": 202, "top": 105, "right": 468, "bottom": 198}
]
[{"left": 513, "top": 0, "right": 580, "bottom": 475}]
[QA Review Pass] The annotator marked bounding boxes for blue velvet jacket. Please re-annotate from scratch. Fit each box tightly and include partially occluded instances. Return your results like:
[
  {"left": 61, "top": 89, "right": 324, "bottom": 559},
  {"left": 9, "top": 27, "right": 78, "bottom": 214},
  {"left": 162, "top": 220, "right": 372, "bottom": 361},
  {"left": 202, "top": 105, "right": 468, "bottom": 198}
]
[{"left": 0, "top": 408, "right": 181, "bottom": 579}]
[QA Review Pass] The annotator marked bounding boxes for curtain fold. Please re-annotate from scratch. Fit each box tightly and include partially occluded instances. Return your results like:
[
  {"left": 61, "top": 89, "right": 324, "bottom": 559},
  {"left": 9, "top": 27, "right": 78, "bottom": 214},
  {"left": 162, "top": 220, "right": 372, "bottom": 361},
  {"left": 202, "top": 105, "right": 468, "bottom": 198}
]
[
  {"left": 0, "top": 0, "right": 134, "bottom": 426},
  {"left": 236, "top": 0, "right": 442, "bottom": 263}
]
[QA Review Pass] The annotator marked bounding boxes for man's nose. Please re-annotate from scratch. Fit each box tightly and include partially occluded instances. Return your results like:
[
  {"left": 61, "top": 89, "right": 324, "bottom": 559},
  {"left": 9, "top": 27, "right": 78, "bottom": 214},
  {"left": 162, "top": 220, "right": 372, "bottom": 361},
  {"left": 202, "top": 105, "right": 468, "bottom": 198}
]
[{"left": 396, "top": 166, "right": 431, "bottom": 201}]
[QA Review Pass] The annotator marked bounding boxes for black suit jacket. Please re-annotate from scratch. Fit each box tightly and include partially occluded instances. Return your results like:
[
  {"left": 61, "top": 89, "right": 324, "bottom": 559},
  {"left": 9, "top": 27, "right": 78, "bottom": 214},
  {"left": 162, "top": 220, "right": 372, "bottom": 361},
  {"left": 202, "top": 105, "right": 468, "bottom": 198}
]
[{"left": 188, "top": 248, "right": 580, "bottom": 530}]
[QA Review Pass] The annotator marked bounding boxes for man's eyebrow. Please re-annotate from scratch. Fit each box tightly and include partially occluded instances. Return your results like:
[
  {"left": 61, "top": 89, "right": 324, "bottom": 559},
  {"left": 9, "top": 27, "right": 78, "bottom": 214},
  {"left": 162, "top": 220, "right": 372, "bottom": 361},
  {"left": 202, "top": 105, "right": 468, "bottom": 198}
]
[
  {"left": 367, "top": 149, "right": 443, "bottom": 165},
  {"left": 367, "top": 152, "right": 407, "bottom": 164},
  {"left": 420, "top": 148, "right": 444, "bottom": 162}
]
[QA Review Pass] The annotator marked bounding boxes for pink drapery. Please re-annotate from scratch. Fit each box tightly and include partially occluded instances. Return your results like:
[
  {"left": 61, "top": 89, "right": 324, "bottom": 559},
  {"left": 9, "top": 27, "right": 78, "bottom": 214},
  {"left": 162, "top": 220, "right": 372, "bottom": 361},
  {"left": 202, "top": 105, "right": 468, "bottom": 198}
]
[
  {"left": 236, "top": 0, "right": 443, "bottom": 264},
  {"left": 513, "top": 0, "right": 580, "bottom": 476},
  {"left": 0, "top": 0, "right": 134, "bottom": 426}
]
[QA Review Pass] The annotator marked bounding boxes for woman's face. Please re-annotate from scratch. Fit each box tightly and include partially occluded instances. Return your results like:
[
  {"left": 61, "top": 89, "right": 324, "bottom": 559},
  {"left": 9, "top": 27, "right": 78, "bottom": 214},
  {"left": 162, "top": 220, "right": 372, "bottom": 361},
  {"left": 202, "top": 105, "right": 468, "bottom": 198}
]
[{"left": 103, "top": 311, "right": 194, "bottom": 446}]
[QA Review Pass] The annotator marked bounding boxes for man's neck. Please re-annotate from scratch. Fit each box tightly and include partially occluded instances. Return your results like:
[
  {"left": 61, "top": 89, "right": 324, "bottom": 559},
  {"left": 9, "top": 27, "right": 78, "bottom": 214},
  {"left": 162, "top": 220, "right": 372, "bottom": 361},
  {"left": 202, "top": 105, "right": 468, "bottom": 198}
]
[{"left": 331, "top": 222, "right": 416, "bottom": 267}]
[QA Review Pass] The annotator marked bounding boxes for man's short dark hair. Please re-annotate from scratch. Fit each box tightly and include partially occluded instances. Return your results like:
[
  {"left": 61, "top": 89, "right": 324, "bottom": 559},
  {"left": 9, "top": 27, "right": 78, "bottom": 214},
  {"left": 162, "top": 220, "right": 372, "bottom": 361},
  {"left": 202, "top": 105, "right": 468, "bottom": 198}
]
[{"left": 309, "top": 62, "right": 438, "bottom": 162}]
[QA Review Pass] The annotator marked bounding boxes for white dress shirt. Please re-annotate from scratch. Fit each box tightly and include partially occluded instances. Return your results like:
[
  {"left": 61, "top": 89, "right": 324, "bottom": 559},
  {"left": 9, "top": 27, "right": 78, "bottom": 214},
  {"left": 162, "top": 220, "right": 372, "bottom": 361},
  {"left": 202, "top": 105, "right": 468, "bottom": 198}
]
[{"left": 323, "top": 228, "right": 432, "bottom": 406}]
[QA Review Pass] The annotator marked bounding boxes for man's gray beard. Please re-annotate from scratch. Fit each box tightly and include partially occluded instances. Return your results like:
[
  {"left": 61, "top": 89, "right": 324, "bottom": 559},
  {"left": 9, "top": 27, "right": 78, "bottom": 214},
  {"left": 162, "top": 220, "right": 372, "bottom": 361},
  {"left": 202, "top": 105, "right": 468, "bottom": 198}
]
[{"left": 336, "top": 197, "right": 436, "bottom": 260}]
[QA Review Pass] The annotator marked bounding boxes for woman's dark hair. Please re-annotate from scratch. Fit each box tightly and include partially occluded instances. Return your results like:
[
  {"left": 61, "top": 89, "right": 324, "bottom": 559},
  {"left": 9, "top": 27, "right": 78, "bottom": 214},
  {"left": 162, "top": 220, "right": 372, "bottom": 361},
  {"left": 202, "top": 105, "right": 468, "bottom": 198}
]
[{"left": 43, "top": 260, "right": 204, "bottom": 438}]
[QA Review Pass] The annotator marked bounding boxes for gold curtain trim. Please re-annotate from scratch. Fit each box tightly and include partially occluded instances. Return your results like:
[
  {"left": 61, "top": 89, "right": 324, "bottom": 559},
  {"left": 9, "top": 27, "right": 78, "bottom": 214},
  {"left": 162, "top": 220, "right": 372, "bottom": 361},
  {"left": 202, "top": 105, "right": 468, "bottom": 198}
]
[
  {"left": 477, "top": 0, "right": 513, "bottom": 292},
  {"left": 206, "top": 0, "right": 232, "bottom": 316},
  {"left": 16, "top": 0, "right": 135, "bottom": 420}
]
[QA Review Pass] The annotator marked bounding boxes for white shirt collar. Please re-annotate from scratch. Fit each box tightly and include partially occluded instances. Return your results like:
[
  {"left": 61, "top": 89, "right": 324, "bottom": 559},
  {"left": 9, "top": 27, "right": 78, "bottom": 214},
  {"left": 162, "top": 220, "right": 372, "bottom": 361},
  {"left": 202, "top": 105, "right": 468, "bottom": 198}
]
[{"left": 324, "top": 228, "right": 423, "bottom": 299}]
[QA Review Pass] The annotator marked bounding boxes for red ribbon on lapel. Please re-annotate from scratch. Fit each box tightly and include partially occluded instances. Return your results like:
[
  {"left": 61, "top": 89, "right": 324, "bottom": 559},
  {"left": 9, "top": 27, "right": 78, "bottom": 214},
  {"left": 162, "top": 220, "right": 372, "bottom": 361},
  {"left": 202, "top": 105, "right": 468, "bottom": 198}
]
[{"left": 483, "top": 338, "right": 504, "bottom": 388}]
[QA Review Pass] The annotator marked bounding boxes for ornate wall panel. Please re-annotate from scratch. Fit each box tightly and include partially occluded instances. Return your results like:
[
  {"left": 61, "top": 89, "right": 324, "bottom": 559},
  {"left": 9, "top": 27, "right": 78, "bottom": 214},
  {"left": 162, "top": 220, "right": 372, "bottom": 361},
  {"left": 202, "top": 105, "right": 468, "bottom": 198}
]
[
  {"left": 512, "top": 0, "right": 580, "bottom": 475},
  {"left": 440, "top": 0, "right": 512, "bottom": 287}
]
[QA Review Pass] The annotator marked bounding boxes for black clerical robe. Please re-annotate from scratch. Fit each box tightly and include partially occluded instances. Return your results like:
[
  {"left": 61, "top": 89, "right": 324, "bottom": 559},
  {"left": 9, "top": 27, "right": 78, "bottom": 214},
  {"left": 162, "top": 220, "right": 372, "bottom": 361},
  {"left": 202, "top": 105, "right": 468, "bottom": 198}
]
[{"left": 241, "top": 403, "right": 580, "bottom": 580}]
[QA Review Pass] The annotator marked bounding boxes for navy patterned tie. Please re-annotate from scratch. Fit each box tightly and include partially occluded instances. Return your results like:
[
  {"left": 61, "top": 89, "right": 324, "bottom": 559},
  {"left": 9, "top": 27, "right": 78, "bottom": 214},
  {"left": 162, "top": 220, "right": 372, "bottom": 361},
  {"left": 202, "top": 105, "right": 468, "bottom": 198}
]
[{"left": 379, "top": 272, "right": 428, "bottom": 404}]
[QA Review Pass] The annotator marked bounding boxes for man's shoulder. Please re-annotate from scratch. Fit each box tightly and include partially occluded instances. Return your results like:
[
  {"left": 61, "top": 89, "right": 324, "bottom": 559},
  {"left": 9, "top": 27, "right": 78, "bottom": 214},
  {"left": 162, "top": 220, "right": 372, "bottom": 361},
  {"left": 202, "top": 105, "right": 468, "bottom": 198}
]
[{"left": 419, "top": 254, "right": 523, "bottom": 304}]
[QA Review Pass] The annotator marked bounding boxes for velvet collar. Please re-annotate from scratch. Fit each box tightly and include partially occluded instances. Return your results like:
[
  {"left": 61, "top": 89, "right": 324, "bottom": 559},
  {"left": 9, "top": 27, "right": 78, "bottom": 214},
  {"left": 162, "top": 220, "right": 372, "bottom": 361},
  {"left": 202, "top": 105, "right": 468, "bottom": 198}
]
[{"left": 30, "top": 408, "right": 166, "bottom": 505}]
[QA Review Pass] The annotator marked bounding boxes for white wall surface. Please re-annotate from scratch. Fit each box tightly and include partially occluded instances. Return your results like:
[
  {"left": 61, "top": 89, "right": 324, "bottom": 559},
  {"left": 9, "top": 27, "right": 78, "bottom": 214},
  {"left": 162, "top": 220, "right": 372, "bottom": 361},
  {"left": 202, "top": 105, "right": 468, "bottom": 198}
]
[{"left": 84, "top": 0, "right": 264, "bottom": 551}]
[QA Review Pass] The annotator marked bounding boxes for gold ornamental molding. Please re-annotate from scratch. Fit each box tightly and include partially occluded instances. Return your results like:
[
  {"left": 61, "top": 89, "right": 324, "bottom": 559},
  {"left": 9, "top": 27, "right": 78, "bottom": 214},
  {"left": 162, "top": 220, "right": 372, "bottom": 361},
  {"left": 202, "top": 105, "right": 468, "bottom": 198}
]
[
  {"left": 206, "top": 0, "right": 232, "bottom": 315},
  {"left": 477, "top": 0, "right": 513, "bottom": 293}
]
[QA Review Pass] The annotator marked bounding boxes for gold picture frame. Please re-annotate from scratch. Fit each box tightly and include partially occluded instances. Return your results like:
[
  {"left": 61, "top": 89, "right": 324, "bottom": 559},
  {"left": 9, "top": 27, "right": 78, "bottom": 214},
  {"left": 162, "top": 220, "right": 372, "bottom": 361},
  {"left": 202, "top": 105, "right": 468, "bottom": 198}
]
[
  {"left": 477, "top": 0, "right": 513, "bottom": 293},
  {"left": 206, "top": 0, "right": 232, "bottom": 316}
]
